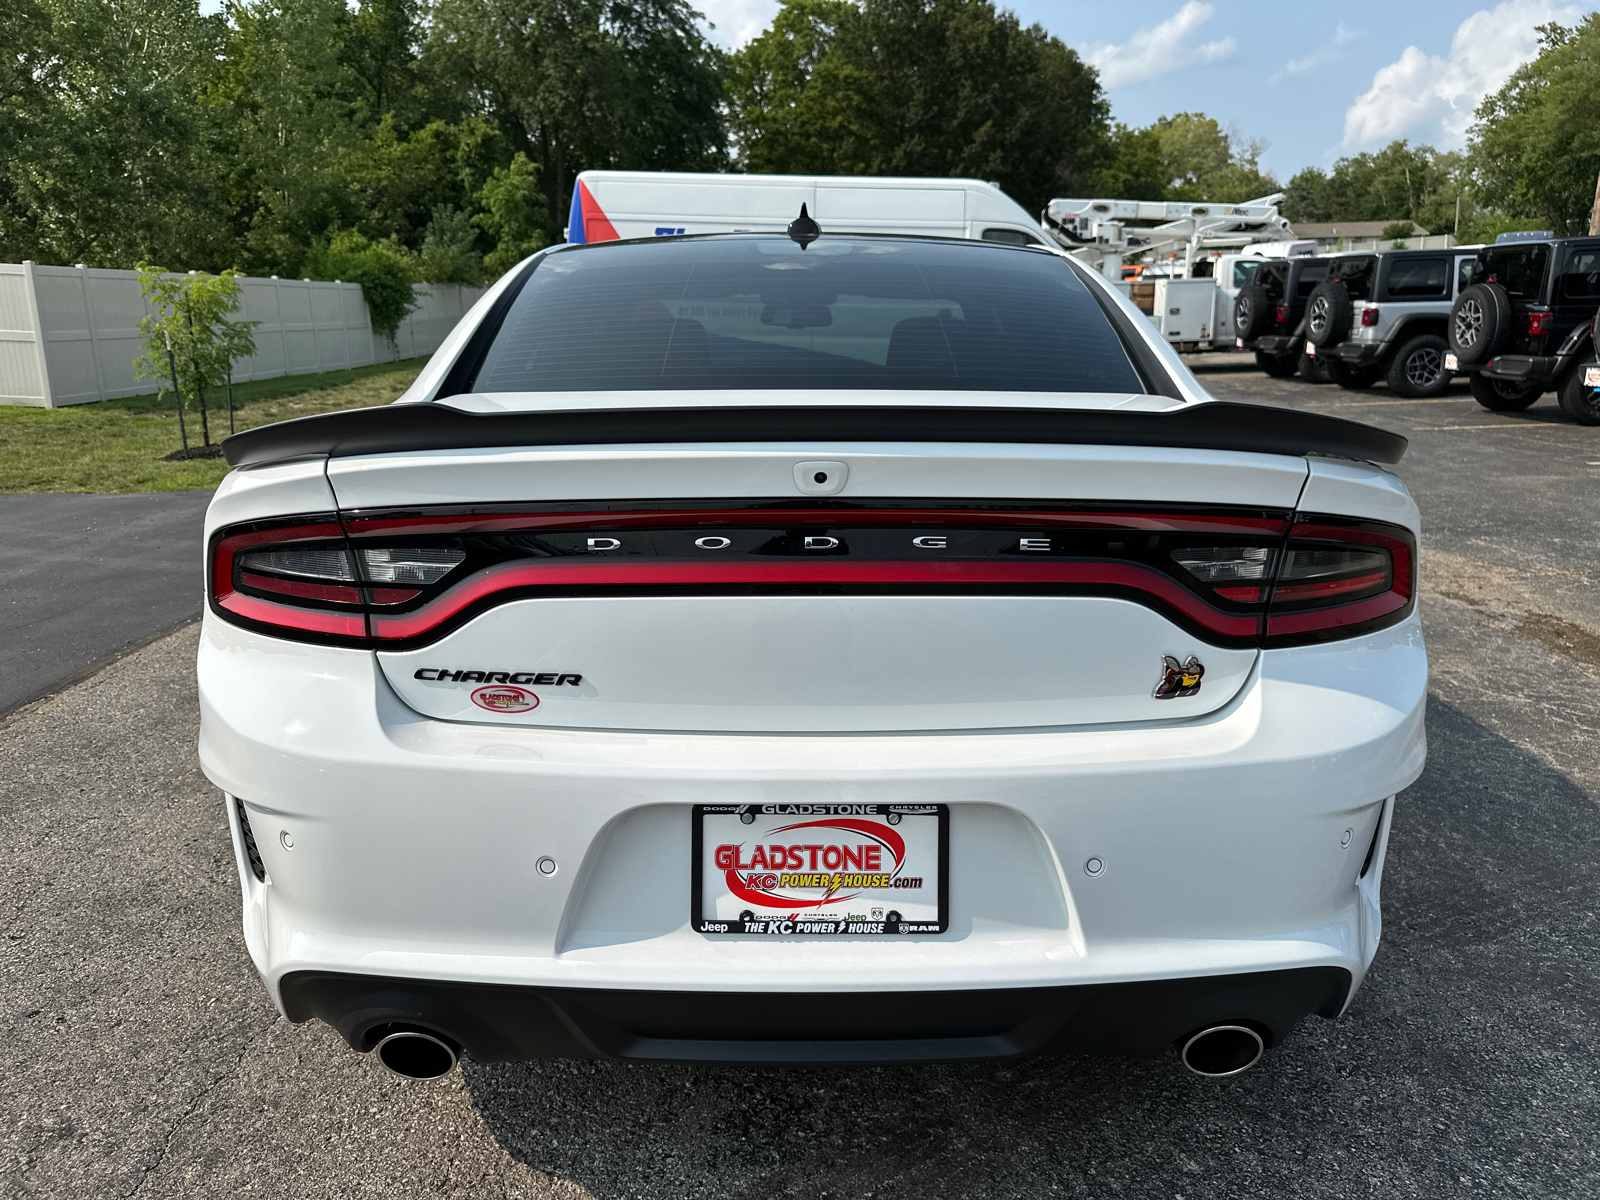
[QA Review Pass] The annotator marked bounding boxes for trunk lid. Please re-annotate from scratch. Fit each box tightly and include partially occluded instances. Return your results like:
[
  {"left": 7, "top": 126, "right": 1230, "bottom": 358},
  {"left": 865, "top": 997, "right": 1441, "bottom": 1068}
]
[{"left": 330, "top": 441, "right": 1307, "bottom": 733}]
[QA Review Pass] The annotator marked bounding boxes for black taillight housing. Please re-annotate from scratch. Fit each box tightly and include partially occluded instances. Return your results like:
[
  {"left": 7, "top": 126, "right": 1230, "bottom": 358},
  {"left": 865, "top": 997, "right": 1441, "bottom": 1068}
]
[{"left": 208, "top": 505, "right": 1416, "bottom": 651}]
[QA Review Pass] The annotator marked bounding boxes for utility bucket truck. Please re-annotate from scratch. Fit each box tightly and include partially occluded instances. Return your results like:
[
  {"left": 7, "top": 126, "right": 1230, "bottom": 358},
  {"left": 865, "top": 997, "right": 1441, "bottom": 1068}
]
[{"left": 1043, "top": 195, "right": 1313, "bottom": 352}]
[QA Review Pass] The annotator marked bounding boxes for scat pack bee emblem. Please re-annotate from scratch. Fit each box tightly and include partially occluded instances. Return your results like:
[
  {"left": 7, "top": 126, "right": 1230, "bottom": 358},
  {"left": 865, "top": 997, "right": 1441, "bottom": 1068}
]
[{"left": 1153, "top": 655, "right": 1205, "bottom": 699}]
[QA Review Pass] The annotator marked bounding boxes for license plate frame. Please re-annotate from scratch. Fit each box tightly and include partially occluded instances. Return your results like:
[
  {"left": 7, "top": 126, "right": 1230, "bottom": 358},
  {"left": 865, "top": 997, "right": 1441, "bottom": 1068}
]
[{"left": 692, "top": 804, "right": 949, "bottom": 937}]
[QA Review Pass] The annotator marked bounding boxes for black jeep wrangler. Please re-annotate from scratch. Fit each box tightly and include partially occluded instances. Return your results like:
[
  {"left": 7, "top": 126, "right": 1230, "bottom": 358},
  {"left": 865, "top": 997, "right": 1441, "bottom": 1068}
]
[
  {"left": 1233, "top": 257, "right": 1331, "bottom": 382},
  {"left": 1448, "top": 237, "right": 1600, "bottom": 422}
]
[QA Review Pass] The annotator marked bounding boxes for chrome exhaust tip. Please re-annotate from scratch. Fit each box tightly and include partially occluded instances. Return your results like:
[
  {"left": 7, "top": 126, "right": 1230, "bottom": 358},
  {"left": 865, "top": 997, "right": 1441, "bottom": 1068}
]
[
  {"left": 373, "top": 1029, "right": 458, "bottom": 1080},
  {"left": 1180, "top": 1024, "right": 1265, "bottom": 1077}
]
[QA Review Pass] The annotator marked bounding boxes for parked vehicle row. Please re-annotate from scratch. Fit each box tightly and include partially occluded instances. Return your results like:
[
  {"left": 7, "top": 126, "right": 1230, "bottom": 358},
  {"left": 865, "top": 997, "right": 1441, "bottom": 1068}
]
[{"left": 1234, "top": 237, "right": 1600, "bottom": 421}]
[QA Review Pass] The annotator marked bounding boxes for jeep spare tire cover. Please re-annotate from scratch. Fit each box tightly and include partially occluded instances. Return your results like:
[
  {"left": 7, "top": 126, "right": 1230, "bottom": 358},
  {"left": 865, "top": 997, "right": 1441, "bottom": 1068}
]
[
  {"left": 1450, "top": 282, "right": 1511, "bottom": 364},
  {"left": 1304, "top": 280, "right": 1352, "bottom": 347},
  {"left": 1234, "top": 283, "right": 1273, "bottom": 340}
]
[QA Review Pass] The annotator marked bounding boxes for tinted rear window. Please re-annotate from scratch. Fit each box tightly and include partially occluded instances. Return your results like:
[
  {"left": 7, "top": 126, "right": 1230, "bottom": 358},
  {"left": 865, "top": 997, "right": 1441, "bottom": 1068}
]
[
  {"left": 1557, "top": 248, "right": 1600, "bottom": 302},
  {"left": 1293, "top": 263, "right": 1328, "bottom": 298},
  {"left": 1384, "top": 257, "right": 1448, "bottom": 299},
  {"left": 1474, "top": 245, "right": 1550, "bottom": 300},
  {"left": 469, "top": 237, "right": 1144, "bottom": 395},
  {"left": 1330, "top": 257, "right": 1374, "bottom": 300}
]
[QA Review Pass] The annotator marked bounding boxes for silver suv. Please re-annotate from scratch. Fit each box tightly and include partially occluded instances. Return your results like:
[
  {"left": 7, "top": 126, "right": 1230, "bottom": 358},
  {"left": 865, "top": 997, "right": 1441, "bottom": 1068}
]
[{"left": 1303, "top": 249, "right": 1480, "bottom": 397}]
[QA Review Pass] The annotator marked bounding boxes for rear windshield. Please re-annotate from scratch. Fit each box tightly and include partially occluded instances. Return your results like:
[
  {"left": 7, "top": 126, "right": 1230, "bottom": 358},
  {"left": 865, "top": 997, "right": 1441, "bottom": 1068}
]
[
  {"left": 1231, "top": 260, "right": 1260, "bottom": 288},
  {"left": 469, "top": 237, "right": 1144, "bottom": 394},
  {"left": 1384, "top": 257, "right": 1449, "bottom": 299},
  {"left": 1556, "top": 248, "right": 1600, "bottom": 303},
  {"left": 1474, "top": 245, "right": 1550, "bottom": 300},
  {"left": 1254, "top": 262, "right": 1288, "bottom": 300},
  {"left": 1293, "top": 262, "right": 1328, "bottom": 298},
  {"left": 1329, "top": 257, "right": 1374, "bottom": 300}
]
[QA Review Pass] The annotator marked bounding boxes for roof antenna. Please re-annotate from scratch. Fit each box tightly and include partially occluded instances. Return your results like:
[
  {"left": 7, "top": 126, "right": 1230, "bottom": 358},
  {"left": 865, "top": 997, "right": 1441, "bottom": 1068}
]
[{"left": 787, "top": 203, "right": 821, "bottom": 250}]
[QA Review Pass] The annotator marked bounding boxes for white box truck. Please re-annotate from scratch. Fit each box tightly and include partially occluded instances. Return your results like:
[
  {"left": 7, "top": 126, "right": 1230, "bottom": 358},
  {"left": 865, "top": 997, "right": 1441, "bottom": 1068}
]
[{"left": 567, "top": 171, "right": 1052, "bottom": 247}]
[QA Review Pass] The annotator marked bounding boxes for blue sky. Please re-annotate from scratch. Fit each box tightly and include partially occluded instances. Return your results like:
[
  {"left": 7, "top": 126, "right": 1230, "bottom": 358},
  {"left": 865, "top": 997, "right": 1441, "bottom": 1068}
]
[{"left": 700, "top": 0, "right": 1600, "bottom": 184}]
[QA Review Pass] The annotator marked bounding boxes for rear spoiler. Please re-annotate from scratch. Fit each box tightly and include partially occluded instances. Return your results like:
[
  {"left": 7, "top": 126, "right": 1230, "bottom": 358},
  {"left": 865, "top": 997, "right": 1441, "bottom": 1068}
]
[{"left": 221, "top": 401, "right": 1406, "bottom": 469}]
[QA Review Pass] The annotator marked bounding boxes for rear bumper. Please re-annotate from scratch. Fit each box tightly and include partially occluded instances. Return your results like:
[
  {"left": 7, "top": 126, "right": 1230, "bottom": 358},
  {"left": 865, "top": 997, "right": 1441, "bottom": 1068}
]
[
  {"left": 281, "top": 966, "right": 1352, "bottom": 1065},
  {"left": 201, "top": 609, "right": 1424, "bottom": 1026},
  {"left": 1337, "top": 342, "right": 1384, "bottom": 365},
  {"left": 1253, "top": 334, "right": 1300, "bottom": 356},
  {"left": 1479, "top": 355, "right": 1561, "bottom": 383}
]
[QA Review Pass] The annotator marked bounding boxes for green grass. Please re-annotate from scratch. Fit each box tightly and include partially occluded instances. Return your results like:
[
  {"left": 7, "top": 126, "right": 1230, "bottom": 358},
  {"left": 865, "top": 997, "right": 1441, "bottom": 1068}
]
[{"left": 0, "top": 358, "right": 427, "bottom": 494}]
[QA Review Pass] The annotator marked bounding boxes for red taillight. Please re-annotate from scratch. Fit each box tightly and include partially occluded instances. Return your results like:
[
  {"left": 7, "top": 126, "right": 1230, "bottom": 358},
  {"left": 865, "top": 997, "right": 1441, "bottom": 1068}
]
[
  {"left": 1275, "top": 306, "right": 1289, "bottom": 324},
  {"left": 209, "top": 519, "right": 367, "bottom": 640},
  {"left": 209, "top": 507, "right": 1414, "bottom": 651},
  {"left": 1361, "top": 307, "right": 1379, "bottom": 327},
  {"left": 1528, "top": 311, "right": 1553, "bottom": 336},
  {"left": 1263, "top": 521, "right": 1415, "bottom": 647}
]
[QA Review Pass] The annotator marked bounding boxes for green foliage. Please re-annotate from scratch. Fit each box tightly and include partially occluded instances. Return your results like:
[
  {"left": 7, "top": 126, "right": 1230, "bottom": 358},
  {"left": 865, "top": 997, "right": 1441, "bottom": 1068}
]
[
  {"left": 1089, "top": 125, "right": 1166, "bottom": 201},
  {"left": 133, "top": 266, "right": 258, "bottom": 448},
  {"left": 429, "top": 0, "right": 727, "bottom": 237},
  {"left": 727, "top": 0, "right": 1107, "bottom": 215},
  {"left": 305, "top": 231, "right": 418, "bottom": 349},
  {"left": 0, "top": 0, "right": 228, "bottom": 266},
  {"left": 1281, "top": 141, "right": 1469, "bottom": 232},
  {"left": 16, "top": 0, "right": 1600, "bottom": 289},
  {"left": 416, "top": 206, "right": 484, "bottom": 285},
  {"left": 1470, "top": 16, "right": 1600, "bottom": 236},
  {"left": 1381, "top": 221, "right": 1416, "bottom": 242},
  {"left": 475, "top": 154, "right": 550, "bottom": 279}
]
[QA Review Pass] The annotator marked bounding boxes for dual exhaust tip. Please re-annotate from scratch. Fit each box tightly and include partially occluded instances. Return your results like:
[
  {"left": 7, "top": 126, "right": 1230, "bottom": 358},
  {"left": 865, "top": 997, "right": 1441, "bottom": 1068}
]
[{"left": 370, "top": 1022, "right": 1266, "bottom": 1081}]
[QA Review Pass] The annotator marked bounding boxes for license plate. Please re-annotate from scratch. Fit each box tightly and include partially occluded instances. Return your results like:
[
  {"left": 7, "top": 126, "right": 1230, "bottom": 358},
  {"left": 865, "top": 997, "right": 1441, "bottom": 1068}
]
[
  {"left": 1306, "top": 342, "right": 1316, "bottom": 357},
  {"left": 693, "top": 804, "right": 948, "bottom": 936},
  {"left": 1585, "top": 366, "right": 1600, "bottom": 388},
  {"left": 1445, "top": 353, "right": 1459, "bottom": 371}
]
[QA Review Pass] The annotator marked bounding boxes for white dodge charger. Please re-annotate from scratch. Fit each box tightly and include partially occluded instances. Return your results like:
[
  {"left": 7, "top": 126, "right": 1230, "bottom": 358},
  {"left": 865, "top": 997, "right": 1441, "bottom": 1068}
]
[{"left": 200, "top": 228, "right": 1424, "bottom": 1081}]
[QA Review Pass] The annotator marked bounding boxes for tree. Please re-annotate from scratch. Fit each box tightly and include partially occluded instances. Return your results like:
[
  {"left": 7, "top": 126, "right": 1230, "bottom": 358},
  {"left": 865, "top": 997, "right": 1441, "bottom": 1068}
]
[
  {"left": 1089, "top": 125, "right": 1166, "bottom": 201},
  {"left": 1471, "top": 16, "right": 1600, "bottom": 236},
  {"left": 1147, "top": 113, "right": 1277, "bottom": 202},
  {"left": 475, "top": 153, "right": 550, "bottom": 278},
  {"left": 305, "top": 230, "right": 418, "bottom": 355},
  {"left": 1281, "top": 141, "right": 1473, "bottom": 233},
  {"left": 429, "top": 0, "right": 725, "bottom": 240},
  {"left": 135, "top": 266, "right": 258, "bottom": 449},
  {"left": 727, "top": 0, "right": 1107, "bottom": 216},
  {"left": 0, "top": 0, "right": 229, "bottom": 267}
]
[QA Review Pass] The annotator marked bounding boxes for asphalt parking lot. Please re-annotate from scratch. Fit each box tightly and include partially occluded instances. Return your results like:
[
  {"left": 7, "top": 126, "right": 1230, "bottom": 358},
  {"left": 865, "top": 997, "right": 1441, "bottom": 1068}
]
[{"left": 4, "top": 361, "right": 1600, "bottom": 1198}]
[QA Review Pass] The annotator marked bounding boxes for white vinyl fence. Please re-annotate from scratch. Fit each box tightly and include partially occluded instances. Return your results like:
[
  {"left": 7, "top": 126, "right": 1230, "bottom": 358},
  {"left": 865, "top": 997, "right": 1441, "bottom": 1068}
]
[{"left": 0, "top": 260, "right": 485, "bottom": 407}]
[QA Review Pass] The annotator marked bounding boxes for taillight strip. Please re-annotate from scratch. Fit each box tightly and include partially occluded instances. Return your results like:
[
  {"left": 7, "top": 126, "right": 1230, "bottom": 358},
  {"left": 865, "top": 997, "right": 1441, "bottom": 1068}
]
[
  {"left": 366, "top": 559, "right": 1263, "bottom": 643},
  {"left": 217, "top": 591, "right": 368, "bottom": 638}
]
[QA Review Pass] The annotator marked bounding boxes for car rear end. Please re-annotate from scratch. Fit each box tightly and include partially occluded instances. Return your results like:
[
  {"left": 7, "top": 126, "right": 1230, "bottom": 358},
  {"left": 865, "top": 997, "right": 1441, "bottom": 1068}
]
[{"left": 199, "top": 234, "right": 1425, "bottom": 1076}]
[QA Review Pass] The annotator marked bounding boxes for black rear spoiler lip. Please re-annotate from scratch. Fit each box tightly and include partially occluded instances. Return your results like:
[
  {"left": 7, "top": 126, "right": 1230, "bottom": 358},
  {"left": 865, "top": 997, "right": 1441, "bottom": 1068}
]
[{"left": 221, "top": 401, "right": 1407, "bottom": 469}]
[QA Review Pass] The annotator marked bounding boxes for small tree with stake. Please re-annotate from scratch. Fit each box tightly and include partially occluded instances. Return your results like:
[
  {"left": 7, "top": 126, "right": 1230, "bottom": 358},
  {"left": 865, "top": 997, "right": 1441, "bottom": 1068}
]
[{"left": 134, "top": 265, "right": 258, "bottom": 456}]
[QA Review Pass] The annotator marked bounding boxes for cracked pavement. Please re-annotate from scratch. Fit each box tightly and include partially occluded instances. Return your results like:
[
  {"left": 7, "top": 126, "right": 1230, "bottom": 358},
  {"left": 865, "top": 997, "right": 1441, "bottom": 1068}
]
[{"left": 2, "top": 363, "right": 1598, "bottom": 1197}]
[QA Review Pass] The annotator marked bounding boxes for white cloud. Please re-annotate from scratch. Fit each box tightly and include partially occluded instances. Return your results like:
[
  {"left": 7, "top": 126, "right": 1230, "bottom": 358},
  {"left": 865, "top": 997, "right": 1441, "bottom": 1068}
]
[
  {"left": 1279, "top": 23, "right": 1363, "bottom": 79},
  {"left": 1342, "top": 0, "right": 1583, "bottom": 149},
  {"left": 695, "top": 0, "right": 781, "bottom": 48},
  {"left": 1081, "top": 2, "right": 1237, "bottom": 90}
]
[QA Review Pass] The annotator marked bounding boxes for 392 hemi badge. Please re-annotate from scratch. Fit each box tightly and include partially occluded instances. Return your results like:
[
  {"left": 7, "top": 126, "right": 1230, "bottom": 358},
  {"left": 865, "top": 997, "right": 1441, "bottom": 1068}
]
[{"left": 1153, "top": 655, "right": 1204, "bottom": 699}]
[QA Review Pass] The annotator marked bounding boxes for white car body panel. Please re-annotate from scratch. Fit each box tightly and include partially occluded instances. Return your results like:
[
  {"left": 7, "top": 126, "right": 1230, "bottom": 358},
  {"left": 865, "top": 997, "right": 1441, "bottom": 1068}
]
[{"left": 323, "top": 441, "right": 1308, "bottom": 511}]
